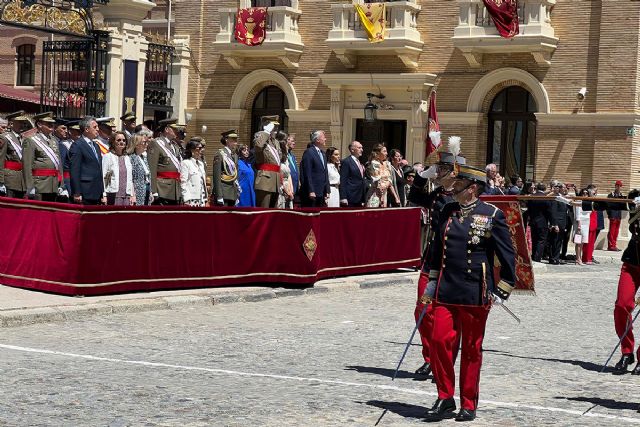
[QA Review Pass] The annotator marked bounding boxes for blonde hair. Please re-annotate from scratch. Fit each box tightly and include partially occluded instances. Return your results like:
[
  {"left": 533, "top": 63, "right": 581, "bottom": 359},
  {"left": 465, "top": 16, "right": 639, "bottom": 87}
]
[{"left": 126, "top": 133, "right": 146, "bottom": 155}]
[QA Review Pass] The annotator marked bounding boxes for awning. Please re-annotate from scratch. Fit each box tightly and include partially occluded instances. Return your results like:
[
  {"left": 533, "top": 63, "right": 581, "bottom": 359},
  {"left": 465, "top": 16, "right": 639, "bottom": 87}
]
[{"left": 0, "top": 83, "right": 41, "bottom": 104}]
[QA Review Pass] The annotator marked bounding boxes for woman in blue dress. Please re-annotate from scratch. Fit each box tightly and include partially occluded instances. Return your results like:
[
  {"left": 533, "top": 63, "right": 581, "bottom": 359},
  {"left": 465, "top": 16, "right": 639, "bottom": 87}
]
[{"left": 236, "top": 144, "right": 256, "bottom": 207}]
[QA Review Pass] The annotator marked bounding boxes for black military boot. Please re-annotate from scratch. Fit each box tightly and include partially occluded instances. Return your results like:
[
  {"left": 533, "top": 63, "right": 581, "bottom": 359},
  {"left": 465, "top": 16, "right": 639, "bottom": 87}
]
[
  {"left": 455, "top": 409, "right": 476, "bottom": 422},
  {"left": 415, "top": 362, "right": 432, "bottom": 377},
  {"left": 613, "top": 353, "right": 635, "bottom": 375},
  {"left": 423, "top": 398, "right": 456, "bottom": 422},
  {"left": 631, "top": 361, "right": 640, "bottom": 375}
]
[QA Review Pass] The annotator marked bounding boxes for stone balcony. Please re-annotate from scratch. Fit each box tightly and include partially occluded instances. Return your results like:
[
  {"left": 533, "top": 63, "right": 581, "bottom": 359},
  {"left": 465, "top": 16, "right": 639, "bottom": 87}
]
[
  {"left": 452, "top": 0, "right": 558, "bottom": 67},
  {"left": 214, "top": 2, "right": 303, "bottom": 69},
  {"left": 325, "top": 0, "right": 423, "bottom": 69}
]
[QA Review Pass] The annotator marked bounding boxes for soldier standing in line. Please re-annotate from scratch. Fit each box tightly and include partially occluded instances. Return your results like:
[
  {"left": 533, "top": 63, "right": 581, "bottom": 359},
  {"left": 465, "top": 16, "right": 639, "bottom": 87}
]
[
  {"left": 22, "top": 112, "right": 67, "bottom": 202},
  {"left": 407, "top": 149, "right": 465, "bottom": 379},
  {"left": 0, "top": 111, "right": 29, "bottom": 199},
  {"left": 148, "top": 118, "right": 182, "bottom": 205},
  {"left": 212, "top": 130, "right": 239, "bottom": 206},
  {"left": 95, "top": 117, "right": 115, "bottom": 156},
  {"left": 423, "top": 164, "right": 516, "bottom": 422},
  {"left": 254, "top": 116, "right": 282, "bottom": 208},
  {"left": 121, "top": 112, "right": 137, "bottom": 140}
]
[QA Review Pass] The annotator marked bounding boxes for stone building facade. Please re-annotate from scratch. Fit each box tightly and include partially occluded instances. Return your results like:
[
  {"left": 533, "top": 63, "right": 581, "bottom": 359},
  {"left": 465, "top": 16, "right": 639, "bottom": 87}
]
[{"left": 176, "top": 0, "right": 640, "bottom": 190}]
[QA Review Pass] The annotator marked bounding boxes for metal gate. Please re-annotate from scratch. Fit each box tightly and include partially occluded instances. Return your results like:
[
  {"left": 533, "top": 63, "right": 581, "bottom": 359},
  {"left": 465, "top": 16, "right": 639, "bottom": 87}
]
[
  {"left": 144, "top": 42, "right": 174, "bottom": 122},
  {"left": 40, "top": 30, "right": 109, "bottom": 119}
]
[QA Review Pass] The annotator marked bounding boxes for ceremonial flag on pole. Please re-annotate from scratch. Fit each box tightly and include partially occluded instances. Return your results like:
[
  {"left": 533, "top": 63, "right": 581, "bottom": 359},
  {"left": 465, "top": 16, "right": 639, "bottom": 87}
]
[
  {"left": 354, "top": 3, "right": 386, "bottom": 43},
  {"left": 482, "top": 0, "right": 520, "bottom": 38},
  {"left": 424, "top": 91, "right": 441, "bottom": 161},
  {"left": 235, "top": 7, "right": 268, "bottom": 46}
]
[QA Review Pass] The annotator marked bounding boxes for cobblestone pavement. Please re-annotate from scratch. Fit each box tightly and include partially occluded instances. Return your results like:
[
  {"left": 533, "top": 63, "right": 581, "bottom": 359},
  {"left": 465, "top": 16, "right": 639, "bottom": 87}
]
[{"left": 0, "top": 263, "right": 639, "bottom": 426}]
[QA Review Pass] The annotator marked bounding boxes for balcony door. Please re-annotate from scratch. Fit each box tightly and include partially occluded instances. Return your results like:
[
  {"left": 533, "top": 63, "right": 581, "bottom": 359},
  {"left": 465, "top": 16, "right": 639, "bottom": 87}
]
[
  {"left": 487, "top": 86, "right": 537, "bottom": 180},
  {"left": 355, "top": 119, "right": 406, "bottom": 163},
  {"left": 251, "top": 85, "right": 288, "bottom": 138}
]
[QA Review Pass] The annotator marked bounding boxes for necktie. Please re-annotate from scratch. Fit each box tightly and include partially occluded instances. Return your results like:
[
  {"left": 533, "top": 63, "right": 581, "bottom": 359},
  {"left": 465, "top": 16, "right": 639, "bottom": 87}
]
[
  {"left": 89, "top": 140, "right": 99, "bottom": 160},
  {"left": 317, "top": 148, "right": 324, "bottom": 167}
]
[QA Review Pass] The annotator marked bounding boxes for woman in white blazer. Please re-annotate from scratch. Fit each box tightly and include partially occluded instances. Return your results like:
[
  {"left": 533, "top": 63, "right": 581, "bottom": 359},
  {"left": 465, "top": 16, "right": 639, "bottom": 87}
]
[
  {"left": 102, "top": 132, "right": 135, "bottom": 206},
  {"left": 180, "top": 139, "right": 208, "bottom": 207}
]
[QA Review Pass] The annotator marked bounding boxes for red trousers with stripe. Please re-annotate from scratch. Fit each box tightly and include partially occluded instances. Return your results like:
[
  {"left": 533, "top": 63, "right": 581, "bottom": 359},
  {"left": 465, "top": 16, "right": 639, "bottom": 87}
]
[
  {"left": 608, "top": 219, "right": 621, "bottom": 250},
  {"left": 431, "top": 303, "right": 490, "bottom": 411},
  {"left": 615, "top": 262, "right": 640, "bottom": 357},
  {"left": 415, "top": 273, "right": 434, "bottom": 363}
]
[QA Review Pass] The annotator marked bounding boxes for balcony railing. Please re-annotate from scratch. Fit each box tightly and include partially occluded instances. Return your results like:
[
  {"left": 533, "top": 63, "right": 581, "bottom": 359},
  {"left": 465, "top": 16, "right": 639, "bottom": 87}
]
[
  {"left": 453, "top": 0, "right": 557, "bottom": 67},
  {"left": 214, "top": 5, "right": 304, "bottom": 69},
  {"left": 325, "top": 0, "right": 423, "bottom": 69}
]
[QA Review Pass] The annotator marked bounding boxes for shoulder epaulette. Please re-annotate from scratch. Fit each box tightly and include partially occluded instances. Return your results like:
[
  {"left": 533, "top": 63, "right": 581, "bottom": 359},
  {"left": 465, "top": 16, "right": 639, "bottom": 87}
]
[{"left": 484, "top": 202, "right": 500, "bottom": 217}]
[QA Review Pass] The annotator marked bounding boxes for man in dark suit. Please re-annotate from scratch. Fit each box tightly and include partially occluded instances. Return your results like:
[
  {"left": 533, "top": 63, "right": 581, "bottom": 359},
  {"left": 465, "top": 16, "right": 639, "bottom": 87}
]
[
  {"left": 299, "top": 130, "right": 329, "bottom": 207},
  {"left": 339, "top": 140, "right": 365, "bottom": 207},
  {"left": 548, "top": 181, "right": 568, "bottom": 265},
  {"left": 69, "top": 116, "right": 105, "bottom": 205},
  {"left": 527, "top": 182, "right": 551, "bottom": 262}
]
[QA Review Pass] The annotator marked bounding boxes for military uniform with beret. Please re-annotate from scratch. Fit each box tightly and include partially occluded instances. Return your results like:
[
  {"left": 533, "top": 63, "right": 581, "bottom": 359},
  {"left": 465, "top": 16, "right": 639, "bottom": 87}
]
[
  {"left": 424, "top": 164, "right": 516, "bottom": 422},
  {"left": 0, "top": 111, "right": 29, "bottom": 198},
  {"left": 22, "top": 112, "right": 65, "bottom": 202},
  {"left": 212, "top": 130, "right": 239, "bottom": 206}
]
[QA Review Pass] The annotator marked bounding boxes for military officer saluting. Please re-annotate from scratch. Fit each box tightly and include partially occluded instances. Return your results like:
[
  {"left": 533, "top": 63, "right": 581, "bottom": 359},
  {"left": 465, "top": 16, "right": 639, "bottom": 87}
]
[
  {"left": 120, "top": 112, "right": 137, "bottom": 140},
  {"left": 408, "top": 145, "right": 465, "bottom": 379},
  {"left": 212, "top": 130, "right": 239, "bottom": 206},
  {"left": 0, "top": 111, "right": 29, "bottom": 198},
  {"left": 22, "top": 112, "right": 67, "bottom": 202},
  {"left": 254, "top": 116, "right": 282, "bottom": 208},
  {"left": 148, "top": 118, "right": 182, "bottom": 205},
  {"left": 423, "top": 164, "right": 516, "bottom": 422}
]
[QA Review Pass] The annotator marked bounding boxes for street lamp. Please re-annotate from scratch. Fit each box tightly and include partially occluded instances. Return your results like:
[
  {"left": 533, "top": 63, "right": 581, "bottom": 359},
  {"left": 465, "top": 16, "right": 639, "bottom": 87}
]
[{"left": 364, "top": 92, "right": 385, "bottom": 123}]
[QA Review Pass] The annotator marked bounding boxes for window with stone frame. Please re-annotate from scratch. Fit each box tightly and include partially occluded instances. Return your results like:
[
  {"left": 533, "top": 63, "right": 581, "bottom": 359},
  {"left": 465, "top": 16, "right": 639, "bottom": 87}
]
[
  {"left": 251, "top": 0, "right": 291, "bottom": 6},
  {"left": 16, "top": 44, "right": 35, "bottom": 87}
]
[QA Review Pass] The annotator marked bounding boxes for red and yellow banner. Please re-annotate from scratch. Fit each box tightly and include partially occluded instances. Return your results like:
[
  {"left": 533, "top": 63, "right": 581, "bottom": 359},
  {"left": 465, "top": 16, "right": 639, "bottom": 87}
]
[
  {"left": 235, "top": 7, "right": 268, "bottom": 46},
  {"left": 355, "top": 3, "right": 386, "bottom": 43}
]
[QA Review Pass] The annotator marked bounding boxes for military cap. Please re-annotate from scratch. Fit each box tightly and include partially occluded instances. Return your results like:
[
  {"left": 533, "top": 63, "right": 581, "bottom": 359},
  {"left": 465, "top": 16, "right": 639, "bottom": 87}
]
[
  {"left": 5, "top": 110, "right": 26, "bottom": 121},
  {"left": 96, "top": 117, "right": 116, "bottom": 128},
  {"left": 454, "top": 164, "right": 487, "bottom": 183},
  {"left": 261, "top": 115, "right": 280, "bottom": 126},
  {"left": 190, "top": 136, "right": 203, "bottom": 143},
  {"left": 54, "top": 118, "right": 68, "bottom": 127},
  {"left": 67, "top": 120, "right": 81, "bottom": 131},
  {"left": 33, "top": 112, "right": 56, "bottom": 123},
  {"left": 438, "top": 152, "right": 466, "bottom": 165},
  {"left": 221, "top": 129, "right": 238, "bottom": 139},
  {"left": 120, "top": 112, "right": 136, "bottom": 122}
]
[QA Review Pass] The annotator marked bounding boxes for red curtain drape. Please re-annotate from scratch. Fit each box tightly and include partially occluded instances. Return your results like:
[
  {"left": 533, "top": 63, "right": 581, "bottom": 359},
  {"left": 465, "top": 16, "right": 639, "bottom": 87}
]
[
  {"left": 424, "top": 91, "right": 440, "bottom": 159},
  {"left": 0, "top": 199, "right": 421, "bottom": 296},
  {"left": 235, "top": 7, "right": 268, "bottom": 46},
  {"left": 482, "top": 0, "right": 519, "bottom": 39}
]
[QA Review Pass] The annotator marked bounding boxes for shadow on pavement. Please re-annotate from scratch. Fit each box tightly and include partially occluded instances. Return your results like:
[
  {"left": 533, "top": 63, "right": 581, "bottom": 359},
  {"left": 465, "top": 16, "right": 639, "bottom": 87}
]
[
  {"left": 361, "top": 400, "right": 428, "bottom": 420},
  {"left": 485, "top": 349, "right": 606, "bottom": 373},
  {"left": 554, "top": 396, "right": 639, "bottom": 411},
  {"left": 345, "top": 365, "right": 418, "bottom": 380},
  {"left": 383, "top": 340, "right": 421, "bottom": 347}
]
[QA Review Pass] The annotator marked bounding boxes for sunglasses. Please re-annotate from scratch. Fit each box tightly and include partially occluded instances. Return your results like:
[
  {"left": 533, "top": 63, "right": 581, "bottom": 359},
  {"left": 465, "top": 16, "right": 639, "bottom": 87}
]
[{"left": 115, "top": 138, "right": 126, "bottom": 142}]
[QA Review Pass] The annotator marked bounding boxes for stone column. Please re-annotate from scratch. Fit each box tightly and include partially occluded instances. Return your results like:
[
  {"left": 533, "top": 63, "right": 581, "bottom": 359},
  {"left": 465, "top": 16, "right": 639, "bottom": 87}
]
[
  {"left": 170, "top": 35, "right": 191, "bottom": 125},
  {"left": 97, "top": 0, "right": 155, "bottom": 127}
]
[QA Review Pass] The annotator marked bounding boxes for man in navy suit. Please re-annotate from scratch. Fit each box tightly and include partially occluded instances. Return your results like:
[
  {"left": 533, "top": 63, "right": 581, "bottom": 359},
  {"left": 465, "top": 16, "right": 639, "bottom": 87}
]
[
  {"left": 70, "top": 116, "right": 105, "bottom": 205},
  {"left": 339, "top": 140, "right": 365, "bottom": 207},
  {"left": 299, "top": 130, "right": 329, "bottom": 207}
]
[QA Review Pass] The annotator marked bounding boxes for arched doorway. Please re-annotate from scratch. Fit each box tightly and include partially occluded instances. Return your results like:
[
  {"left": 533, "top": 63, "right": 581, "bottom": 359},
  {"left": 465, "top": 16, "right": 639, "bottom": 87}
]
[
  {"left": 251, "top": 85, "right": 288, "bottom": 136},
  {"left": 487, "top": 86, "right": 537, "bottom": 180}
]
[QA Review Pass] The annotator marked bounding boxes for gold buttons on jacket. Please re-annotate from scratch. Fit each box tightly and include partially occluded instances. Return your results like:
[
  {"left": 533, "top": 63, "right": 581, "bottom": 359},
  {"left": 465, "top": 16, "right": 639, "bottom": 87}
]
[
  {"left": 467, "top": 250, "right": 471, "bottom": 254},
  {"left": 467, "top": 269, "right": 472, "bottom": 273},
  {"left": 467, "top": 259, "right": 472, "bottom": 264}
]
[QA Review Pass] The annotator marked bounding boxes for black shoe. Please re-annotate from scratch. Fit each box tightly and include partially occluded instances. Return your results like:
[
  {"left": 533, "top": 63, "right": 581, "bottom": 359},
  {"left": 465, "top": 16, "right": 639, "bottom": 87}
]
[
  {"left": 455, "top": 409, "right": 476, "bottom": 422},
  {"left": 423, "top": 398, "right": 456, "bottom": 422},
  {"left": 559, "top": 260, "right": 567, "bottom": 265},
  {"left": 593, "top": 259, "right": 601, "bottom": 264},
  {"left": 415, "top": 362, "right": 432, "bottom": 377},
  {"left": 613, "top": 353, "right": 635, "bottom": 375},
  {"left": 631, "top": 361, "right": 640, "bottom": 375}
]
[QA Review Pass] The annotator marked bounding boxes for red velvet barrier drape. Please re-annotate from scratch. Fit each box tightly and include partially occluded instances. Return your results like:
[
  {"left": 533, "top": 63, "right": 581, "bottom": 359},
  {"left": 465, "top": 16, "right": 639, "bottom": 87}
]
[
  {"left": 482, "top": 0, "right": 519, "bottom": 38},
  {"left": 0, "top": 199, "right": 421, "bottom": 295}
]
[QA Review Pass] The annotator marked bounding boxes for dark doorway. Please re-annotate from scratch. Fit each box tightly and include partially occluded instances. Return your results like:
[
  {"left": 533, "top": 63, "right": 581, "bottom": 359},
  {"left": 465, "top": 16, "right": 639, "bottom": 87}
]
[
  {"left": 487, "top": 86, "right": 537, "bottom": 180},
  {"left": 251, "top": 85, "right": 288, "bottom": 139},
  {"left": 355, "top": 119, "right": 407, "bottom": 163}
]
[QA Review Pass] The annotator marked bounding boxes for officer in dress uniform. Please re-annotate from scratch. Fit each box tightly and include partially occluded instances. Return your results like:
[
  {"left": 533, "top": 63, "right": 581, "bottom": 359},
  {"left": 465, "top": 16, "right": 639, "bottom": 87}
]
[
  {"left": 22, "top": 112, "right": 67, "bottom": 202},
  {"left": 52, "top": 118, "right": 72, "bottom": 197},
  {"left": 0, "top": 111, "right": 29, "bottom": 198},
  {"left": 120, "top": 112, "right": 136, "bottom": 140},
  {"left": 423, "top": 164, "right": 516, "bottom": 422},
  {"left": 95, "top": 117, "right": 115, "bottom": 156},
  {"left": 212, "top": 130, "right": 239, "bottom": 206},
  {"left": 408, "top": 150, "right": 466, "bottom": 379},
  {"left": 254, "top": 116, "right": 282, "bottom": 208},
  {"left": 148, "top": 118, "right": 182, "bottom": 205},
  {"left": 612, "top": 189, "right": 640, "bottom": 375}
]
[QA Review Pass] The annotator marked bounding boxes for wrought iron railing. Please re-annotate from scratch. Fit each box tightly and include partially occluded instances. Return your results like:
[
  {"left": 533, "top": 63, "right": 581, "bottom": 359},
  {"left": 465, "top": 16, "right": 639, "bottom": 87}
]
[
  {"left": 40, "top": 30, "right": 109, "bottom": 119},
  {"left": 144, "top": 42, "right": 174, "bottom": 112}
]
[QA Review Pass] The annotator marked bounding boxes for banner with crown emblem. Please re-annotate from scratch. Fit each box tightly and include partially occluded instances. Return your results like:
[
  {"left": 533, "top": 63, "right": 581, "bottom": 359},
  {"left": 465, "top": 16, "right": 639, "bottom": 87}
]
[
  {"left": 354, "top": 3, "right": 386, "bottom": 43},
  {"left": 235, "top": 7, "right": 268, "bottom": 46},
  {"left": 482, "top": 0, "right": 520, "bottom": 38}
]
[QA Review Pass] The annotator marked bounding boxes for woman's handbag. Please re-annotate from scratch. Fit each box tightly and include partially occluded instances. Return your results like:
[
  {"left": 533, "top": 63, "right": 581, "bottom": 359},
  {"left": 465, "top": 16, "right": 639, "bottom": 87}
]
[{"left": 573, "top": 234, "right": 582, "bottom": 244}]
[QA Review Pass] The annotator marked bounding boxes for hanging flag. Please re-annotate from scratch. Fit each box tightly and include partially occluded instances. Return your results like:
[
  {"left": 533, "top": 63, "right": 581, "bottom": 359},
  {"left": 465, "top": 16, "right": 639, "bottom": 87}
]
[
  {"left": 424, "top": 91, "right": 441, "bottom": 162},
  {"left": 482, "top": 0, "right": 519, "bottom": 38},
  {"left": 235, "top": 7, "right": 268, "bottom": 46},
  {"left": 354, "top": 3, "right": 386, "bottom": 43}
]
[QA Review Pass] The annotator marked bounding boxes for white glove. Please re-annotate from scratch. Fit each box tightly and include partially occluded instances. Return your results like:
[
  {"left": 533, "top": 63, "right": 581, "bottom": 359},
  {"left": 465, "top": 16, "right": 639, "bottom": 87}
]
[
  {"left": 216, "top": 198, "right": 224, "bottom": 205},
  {"left": 0, "top": 184, "right": 6, "bottom": 195},
  {"left": 424, "top": 280, "right": 437, "bottom": 298},
  {"left": 491, "top": 293, "right": 505, "bottom": 305},
  {"left": 152, "top": 193, "right": 159, "bottom": 198},
  {"left": 554, "top": 195, "right": 571, "bottom": 205},
  {"left": 28, "top": 188, "right": 36, "bottom": 197},
  {"left": 634, "top": 196, "right": 640, "bottom": 207},
  {"left": 419, "top": 165, "right": 437, "bottom": 180},
  {"left": 59, "top": 189, "right": 69, "bottom": 198}
]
